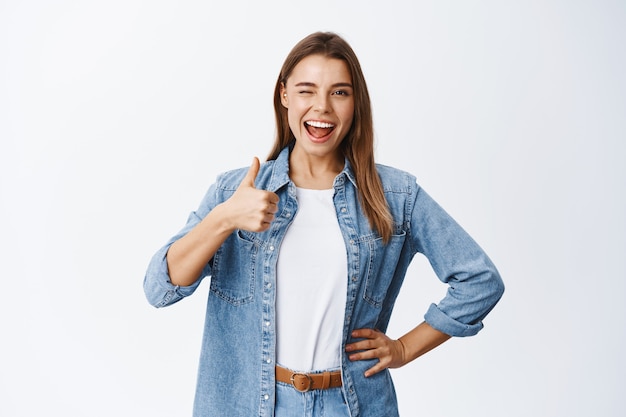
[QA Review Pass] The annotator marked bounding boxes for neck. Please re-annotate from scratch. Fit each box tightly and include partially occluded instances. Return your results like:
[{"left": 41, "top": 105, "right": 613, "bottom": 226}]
[{"left": 289, "top": 149, "right": 343, "bottom": 190}]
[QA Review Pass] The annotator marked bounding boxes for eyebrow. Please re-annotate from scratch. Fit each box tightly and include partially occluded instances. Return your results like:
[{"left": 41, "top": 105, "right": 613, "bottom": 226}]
[{"left": 294, "top": 82, "right": 353, "bottom": 88}]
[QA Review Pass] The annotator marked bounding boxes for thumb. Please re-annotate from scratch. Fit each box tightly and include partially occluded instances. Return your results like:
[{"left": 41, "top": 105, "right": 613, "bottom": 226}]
[{"left": 240, "top": 157, "right": 260, "bottom": 188}]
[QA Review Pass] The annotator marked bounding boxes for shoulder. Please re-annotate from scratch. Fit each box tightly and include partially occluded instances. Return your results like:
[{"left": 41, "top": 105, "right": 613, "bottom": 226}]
[
  {"left": 215, "top": 159, "right": 278, "bottom": 191},
  {"left": 375, "top": 163, "right": 420, "bottom": 195}
]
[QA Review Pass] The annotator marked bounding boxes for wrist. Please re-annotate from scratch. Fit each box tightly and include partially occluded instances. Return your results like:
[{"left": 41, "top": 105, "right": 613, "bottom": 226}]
[
  {"left": 211, "top": 202, "right": 238, "bottom": 234},
  {"left": 396, "top": 337, "right": 409, "bottom": 365}
]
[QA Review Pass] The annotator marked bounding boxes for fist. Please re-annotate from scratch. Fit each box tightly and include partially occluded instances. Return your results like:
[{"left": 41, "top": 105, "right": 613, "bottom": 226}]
[{"left": 225, "top": 157, "right": 279, "bottom": 232}]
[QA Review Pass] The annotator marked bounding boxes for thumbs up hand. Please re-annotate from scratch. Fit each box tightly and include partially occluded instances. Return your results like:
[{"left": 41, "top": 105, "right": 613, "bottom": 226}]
[{"left": 222, "top": 157, "right": 280, "bottom": 233}]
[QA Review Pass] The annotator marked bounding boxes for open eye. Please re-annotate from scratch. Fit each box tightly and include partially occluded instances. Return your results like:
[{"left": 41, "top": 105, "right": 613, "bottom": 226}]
[{"left": 332, "top": 89, "right": 350, "bottom": 97}]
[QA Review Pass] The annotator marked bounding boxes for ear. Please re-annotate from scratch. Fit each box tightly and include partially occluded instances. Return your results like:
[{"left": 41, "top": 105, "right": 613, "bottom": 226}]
[{"left": 280, "top": 83, "right": 288, "bottom": 108}]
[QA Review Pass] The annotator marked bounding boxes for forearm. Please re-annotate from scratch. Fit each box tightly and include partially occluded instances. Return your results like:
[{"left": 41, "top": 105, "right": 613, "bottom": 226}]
[
  {"left": 398, "top": 321, "right": 451, "bottom": 364},
  {"left": 166, "top": 203, "right": 234, "bottom": 287}
]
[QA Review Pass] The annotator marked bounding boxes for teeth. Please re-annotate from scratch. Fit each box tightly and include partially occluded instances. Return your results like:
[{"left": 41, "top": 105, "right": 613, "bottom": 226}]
[{"left": 306, "top": 121, "right": 335, "bottom": 128}]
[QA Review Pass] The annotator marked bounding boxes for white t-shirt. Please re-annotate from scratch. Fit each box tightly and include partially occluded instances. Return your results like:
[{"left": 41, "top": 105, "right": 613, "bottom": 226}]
[{"left": 276, "top": 187, "right": 348, "bottom": 372}]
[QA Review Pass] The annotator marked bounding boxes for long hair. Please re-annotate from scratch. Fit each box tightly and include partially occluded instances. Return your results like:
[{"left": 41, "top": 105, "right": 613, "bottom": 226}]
[{"left": 268, "top": 32, "right": 393, "bottom": 242}]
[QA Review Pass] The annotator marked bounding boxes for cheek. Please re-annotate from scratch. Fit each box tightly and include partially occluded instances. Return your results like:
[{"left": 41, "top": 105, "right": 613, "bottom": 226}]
[
  {"left": 341, "top": 106, "right": 355, "bottom": 128},
  {"left": 286, "top": 108, "right": 302, "bottom": 134}
]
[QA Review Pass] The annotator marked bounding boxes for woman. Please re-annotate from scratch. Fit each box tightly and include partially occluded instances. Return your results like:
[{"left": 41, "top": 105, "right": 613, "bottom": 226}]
[{"left": 144, "top": 31, "right": 504, "bottom": 417}]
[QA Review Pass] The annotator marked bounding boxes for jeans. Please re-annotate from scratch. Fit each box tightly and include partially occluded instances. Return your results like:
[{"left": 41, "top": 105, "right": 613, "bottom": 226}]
[{"left": 275, "top": 382, "right": 351, "bottom": 417}]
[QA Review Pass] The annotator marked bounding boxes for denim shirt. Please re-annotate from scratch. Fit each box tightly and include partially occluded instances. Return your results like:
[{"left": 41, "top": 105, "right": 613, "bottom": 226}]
[{"left": 144, "top": 146, "right": 504, "bottom": 417}]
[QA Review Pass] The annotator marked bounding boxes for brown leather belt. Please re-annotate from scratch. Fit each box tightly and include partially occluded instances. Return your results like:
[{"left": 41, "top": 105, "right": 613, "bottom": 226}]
[{"left": 275, "top": 365, "right": 342, "bottom": 392}]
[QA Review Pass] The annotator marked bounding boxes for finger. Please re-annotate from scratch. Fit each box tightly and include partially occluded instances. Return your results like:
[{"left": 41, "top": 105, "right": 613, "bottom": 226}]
[
  {"left": 346, "top": 329, "right": 383, "bottom": 352},
  {"left": 266, "top": 202, "right": 279, "bottom": 214},
  {"left": 347, "top": 348, "right": 389, "bottom": 377},
  {"left": 262, "top": 192, "right": 279, "bottom": 210},
  {"left": 240, "top": 157, "right": 260, "bottom": 189},
  {"left": 268, "top": 191, "right": 279, "bottom": 205},
  {"left": 364, "top": 361, "right": 387, "bottom": 378},
  {"left": 262, "top": 212, "right": 276, "bottom": 223},
  {"left": 347, "top": 347, "right": 378, "bottom": 362},
  {"left": 351, "top": 328, "right": 379, "bottom": 339},
  {"left": 346, "top": 339, "right": 377, "bottom": 352}
]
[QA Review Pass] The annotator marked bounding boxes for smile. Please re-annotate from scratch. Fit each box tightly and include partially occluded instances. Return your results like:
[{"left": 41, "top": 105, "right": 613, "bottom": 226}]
[{"left": 305, "top": 120, "right": 336, "bottom": 139}]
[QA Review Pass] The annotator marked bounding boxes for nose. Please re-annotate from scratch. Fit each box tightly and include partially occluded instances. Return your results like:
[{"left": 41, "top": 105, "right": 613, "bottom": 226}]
[{"left": 314, "top": 94, "right": 331, "bottom": 113}]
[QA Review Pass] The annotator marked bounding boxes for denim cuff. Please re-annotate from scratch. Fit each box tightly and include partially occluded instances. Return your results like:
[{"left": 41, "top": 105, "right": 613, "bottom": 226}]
[
  {"left": 424, "top": 303, "right": 484, "bottom": 337},
  {"left": 144, "top": 246, "right": 202, "bottom": 307}
]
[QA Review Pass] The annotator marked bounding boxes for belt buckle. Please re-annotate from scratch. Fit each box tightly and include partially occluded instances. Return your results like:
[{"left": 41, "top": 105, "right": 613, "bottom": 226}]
[{"left": 290, "top": 372, "right": 313, "bottom": 392}]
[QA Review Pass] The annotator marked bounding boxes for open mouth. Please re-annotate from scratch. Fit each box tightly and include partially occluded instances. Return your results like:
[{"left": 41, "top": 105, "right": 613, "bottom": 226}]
[{"left": 305, "top": 120, "right": 335, "bottom": 139}]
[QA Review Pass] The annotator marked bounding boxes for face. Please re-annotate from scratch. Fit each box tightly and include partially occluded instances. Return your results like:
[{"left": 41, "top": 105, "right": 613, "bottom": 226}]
[{"left": 280, "top": 54, "right": 354, "bottom": 164}]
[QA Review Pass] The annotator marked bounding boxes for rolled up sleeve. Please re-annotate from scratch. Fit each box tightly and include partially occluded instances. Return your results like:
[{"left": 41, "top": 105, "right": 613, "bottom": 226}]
[
  {"left": 143, "top": 183, "right": 219, "bottom": 308},
  {"left": 410, "top": 185, "right": 505, "bottom": 337},
  {"left": 143, "top": 240, "right": 205, "bottom": 308}
]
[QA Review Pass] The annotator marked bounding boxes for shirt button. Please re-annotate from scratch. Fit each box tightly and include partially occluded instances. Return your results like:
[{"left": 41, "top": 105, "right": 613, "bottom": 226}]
[
  {"left": 266, "top": 282, "right": 272, "bottom": 289},
  {"left": 266, "top": 358, "right": 271, "bottom": 364},
  {"left": 352, "top": 275, "right": 358, "bottom": 282},
  {"left": 269, "top": 245, "right": 275, "bottom": 251},
  {"left": 265, "top": 321, "right": 271, "bottom": 327},
  {"left": 350, "top": 239, "right": 355, "bottom": 245},
  {"left": 264, "top": 394, "right": 269, "bottom": 400},
  {"left": 341, "top": 207, "right": 347, "bottom": 213},
  {"left": 285, "top": 212, "right": 291, "bottom": 217}
]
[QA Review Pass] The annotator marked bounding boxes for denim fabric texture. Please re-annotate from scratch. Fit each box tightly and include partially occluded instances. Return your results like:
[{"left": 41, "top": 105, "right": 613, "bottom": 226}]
[
  {"left": 144, "top": 146, "right": 504, "bottom": 417},
  {"left": 275, "top": 382, "right": 350, "bottom": 417}
]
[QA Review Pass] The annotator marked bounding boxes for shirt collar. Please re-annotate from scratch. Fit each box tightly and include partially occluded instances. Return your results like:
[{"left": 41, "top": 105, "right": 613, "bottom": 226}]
[
  {"left": 335, "top": 158, "right": 357, "bottom": 189},
  {"left": 267, "top": 145, "right": 358, "bottom": 191},
  {"left": 266, "top": 147, "right": 291, "bottom": 192}
]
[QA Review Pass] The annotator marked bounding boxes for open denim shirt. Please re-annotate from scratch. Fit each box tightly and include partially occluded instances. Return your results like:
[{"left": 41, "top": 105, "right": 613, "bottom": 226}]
[{"left": 144, "top": 146, "right": 504, "bottom": 417}]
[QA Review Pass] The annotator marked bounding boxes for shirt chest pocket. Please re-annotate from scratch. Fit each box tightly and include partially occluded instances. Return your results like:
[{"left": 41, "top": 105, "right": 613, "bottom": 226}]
[
  {"left": 363, "top": 231, "right": 407, "bottom": 307},
  {"left": 209, "top": 231, "right": 257, "bottom": 305}
]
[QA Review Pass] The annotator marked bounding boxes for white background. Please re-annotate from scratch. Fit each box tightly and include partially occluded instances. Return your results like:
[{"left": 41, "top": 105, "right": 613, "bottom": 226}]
[{"left": 1, "top": 1, "right": 624, "bottom": 416}]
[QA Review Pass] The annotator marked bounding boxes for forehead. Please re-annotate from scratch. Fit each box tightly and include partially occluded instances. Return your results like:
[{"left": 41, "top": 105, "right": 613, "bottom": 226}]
[{"left": 287, "top": 54, "right": 352, "bottom": 85}]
